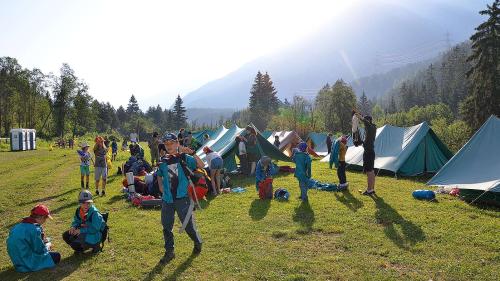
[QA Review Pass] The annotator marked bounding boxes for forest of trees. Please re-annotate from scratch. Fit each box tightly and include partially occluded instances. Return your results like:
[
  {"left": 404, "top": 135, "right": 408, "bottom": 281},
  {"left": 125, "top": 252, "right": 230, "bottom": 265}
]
[{"left": 0, "top": 60, "right": 191, "bottom": 140}]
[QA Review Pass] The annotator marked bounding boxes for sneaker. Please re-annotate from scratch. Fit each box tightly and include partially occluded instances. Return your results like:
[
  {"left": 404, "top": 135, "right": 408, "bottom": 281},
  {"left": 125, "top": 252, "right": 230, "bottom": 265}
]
[
  {"left": 91, "top": 245, "right": 101, "bottom": 253},
  {"left": 362, "top": 189, "right": 376, "bottom": 196},
  {"left": 95, "top": 189, "right": 100, "bottom": 196},
  {"left": 192, "top": 243, "right": 202, "bottom": 255},
  {"left": 160, "top": 252, "right": 175, "bottom": 264},
  {"left": 101, "top": 190, "right": 106, "bottom": 196}
]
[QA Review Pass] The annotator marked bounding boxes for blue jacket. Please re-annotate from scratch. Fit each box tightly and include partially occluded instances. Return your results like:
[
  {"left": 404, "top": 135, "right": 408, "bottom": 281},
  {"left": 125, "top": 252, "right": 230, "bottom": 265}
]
[
  {"left": 7, "top": 222, "right": 55, "bottom": 272},
  {"left": 255, "top": 160, "right": 278, "bottom": 190},
  {"left": 293, "top": 151, "right": 312, "bottom": 182},
  {"left": 329, "top": 139, "right": 341, "bottom": 169},
  {"left": 157, "top": 154, "right": 197, "bottom": 203},
  {"left": 71, "top": 205, "right": 104, "bottom": 245}
]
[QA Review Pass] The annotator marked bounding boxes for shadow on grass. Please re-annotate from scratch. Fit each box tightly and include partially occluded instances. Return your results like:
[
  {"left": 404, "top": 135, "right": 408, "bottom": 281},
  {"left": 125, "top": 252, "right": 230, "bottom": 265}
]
[
  {"left": 293, "top": 201, "right": 315, "bottom": 234},
  {"left": 107, "top": 194, "right": 125, "bottom": 204},
  {"left": 142, "top": 255, "right": 196, "bottom": 281},
  {"left": 334, "top": 189, "right": 363, "bottom": 212},
  {"left": 50, "top": 201, "right": 79, "bottom": 215},
  {"left": 0, "top": 253, "right": 86, "bottom": 281},
  {"left": 372, "top": 196, "right": 426, "bottom": 249},
  {"left": 20, "top": 188, "right": 79, "bottom": 207},
  {"left": 249, "top": 199, "right": 271, "bottom": 221}
]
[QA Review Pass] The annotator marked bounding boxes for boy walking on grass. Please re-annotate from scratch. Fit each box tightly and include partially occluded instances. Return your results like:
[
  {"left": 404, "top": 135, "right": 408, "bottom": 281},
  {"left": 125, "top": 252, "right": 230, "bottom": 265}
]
[
  {"left": 157, "top": 133, "right": 205, "bottom": 264},
  {"left": 293, "top": 142, "right": 312, "bottom": 201},
  {"left": 337, "top": 136, "right": 348, "bottom": 189},
  {"left": 78, "top": 142, "right": 93, "bottom": 190}
]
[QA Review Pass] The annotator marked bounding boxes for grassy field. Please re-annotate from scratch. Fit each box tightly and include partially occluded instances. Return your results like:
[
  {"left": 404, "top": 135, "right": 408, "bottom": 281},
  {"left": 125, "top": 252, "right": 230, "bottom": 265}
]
[{"left": 0, "top": 142, "right": 498, "bottom": 281}]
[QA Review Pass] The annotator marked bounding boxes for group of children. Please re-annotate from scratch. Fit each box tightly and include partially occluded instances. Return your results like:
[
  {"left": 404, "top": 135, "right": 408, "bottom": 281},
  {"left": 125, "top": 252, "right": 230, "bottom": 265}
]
[{"left": 7, "top": 191, "right": 107, "bottom": 272}]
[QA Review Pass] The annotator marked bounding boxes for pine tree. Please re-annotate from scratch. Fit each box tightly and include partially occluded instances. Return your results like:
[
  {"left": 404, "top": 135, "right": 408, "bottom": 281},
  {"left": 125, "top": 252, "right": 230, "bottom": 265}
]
[
  {"left": 461, "top": 0, "right": 500, "bottom": 130},
  {"left": 116, "top": 105, "right": 127, "bottom": 124},
  {"left": 249, "top": 71, "right": 280, "bottom": 130},
  {"left": 358, "top": 91, "right": 372, "bottom": 115},
  {"left": 389, "top": 96, "right": 397, "bottom": 114},
  {"left": 53, "top": 63, "right": 78, "bottom": 137},
  {"left": 126, "top": 94, "right": 141, "bottom": 117},
  {"left": 173, "top": 94, "right": 187, "bottom": 129}
]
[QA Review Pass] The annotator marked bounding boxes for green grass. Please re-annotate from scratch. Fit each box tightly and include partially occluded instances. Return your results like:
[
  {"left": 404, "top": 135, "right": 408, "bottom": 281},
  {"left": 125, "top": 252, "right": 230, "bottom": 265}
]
[{"left": 0, "top": 142, "right": 498, "bottom": 281}]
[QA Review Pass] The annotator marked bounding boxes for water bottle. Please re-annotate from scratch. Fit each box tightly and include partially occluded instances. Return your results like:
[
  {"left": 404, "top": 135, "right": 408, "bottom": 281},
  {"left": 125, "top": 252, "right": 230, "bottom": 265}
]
[{"left": 412, "top": 190, "right": 435, "bottom": 200}]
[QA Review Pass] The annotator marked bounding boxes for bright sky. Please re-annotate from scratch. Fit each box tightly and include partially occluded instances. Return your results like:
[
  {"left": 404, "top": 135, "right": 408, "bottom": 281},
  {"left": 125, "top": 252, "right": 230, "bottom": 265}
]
[{"left": 0, "top": 0, "right": 358, "bottom": 109}]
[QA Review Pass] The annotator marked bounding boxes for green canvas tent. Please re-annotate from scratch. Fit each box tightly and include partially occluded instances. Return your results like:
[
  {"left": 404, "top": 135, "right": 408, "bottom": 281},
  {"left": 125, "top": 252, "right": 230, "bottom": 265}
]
[
  {"left": 427, "top": 116, "right": 500, "bottom": 204},
  {"left": 340, "top": 122, "right": 452, "bottom": 176},
  {"left": 197, "top": 124, "right": 291, "bottom": 171}
]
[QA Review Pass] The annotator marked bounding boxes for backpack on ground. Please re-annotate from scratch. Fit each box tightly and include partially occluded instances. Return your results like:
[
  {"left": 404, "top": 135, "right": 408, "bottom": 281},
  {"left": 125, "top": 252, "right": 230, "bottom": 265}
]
[{"left": 258, "top": 178, "right": 273, "bottom": 199}]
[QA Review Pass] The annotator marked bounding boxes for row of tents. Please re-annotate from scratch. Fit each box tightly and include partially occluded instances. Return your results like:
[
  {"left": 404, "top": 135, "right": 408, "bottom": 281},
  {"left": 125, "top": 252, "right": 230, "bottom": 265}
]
[{"left": 193, "top": 115, "right": 500, "bottom": 204}]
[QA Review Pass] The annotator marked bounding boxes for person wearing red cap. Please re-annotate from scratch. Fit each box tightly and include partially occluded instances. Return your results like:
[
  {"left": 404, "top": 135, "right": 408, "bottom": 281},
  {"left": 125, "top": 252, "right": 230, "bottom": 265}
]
[{"left": 6, "top": 204, "right": 61, "bottom": 272}]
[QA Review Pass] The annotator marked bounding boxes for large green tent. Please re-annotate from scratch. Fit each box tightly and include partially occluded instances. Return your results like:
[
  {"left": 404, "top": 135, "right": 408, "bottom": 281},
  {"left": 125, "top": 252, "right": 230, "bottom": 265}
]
[
  {"left": 427, "top": 116, "right": 500, "bottom": 204},
  {"left": 340, "top": 122, "right": 453, "bottom": 176},
  {"left": 197, "top": 124, "right": 291, "bottom": 171}
]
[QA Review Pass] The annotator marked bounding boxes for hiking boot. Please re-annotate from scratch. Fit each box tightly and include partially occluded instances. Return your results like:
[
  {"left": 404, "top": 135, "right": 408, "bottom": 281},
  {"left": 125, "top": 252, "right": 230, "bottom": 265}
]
[
  {"left": 192, "top": 243, "right": 202, "bottom": 255},
  {"left": 160, "top": 252, "right": 175, "bottom": 264}
]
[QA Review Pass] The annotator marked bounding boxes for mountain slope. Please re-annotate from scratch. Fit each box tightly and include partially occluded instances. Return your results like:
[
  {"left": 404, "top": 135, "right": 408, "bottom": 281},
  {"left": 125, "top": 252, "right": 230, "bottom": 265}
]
[{"left": 180, "top": 0, "right": 488, "bottom": 109}]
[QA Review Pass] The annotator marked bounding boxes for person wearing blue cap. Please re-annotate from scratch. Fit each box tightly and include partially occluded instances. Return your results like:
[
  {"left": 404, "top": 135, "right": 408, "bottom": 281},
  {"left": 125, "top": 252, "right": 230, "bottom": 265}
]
[
  {"left": 157, "top": 133, "right": 205, "bottom": 264},
  {"left": 293, "top": 142, "right": 312, "bottom": 201}
]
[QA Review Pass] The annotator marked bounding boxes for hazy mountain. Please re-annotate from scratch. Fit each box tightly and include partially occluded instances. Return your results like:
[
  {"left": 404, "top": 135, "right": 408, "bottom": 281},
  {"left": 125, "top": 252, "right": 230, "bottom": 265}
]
[
  {"left": 180, "top": 0, "right": 489, "bottom": 109},
  {"left": 186, "top": 108, "right": 235, "bottom": 125}
]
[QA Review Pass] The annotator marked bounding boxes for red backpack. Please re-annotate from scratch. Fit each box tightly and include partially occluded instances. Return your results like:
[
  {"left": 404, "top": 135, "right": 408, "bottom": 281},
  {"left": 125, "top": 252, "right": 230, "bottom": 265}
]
[{"left": 258, "top": 178, "right": 273, "bottom": 199}]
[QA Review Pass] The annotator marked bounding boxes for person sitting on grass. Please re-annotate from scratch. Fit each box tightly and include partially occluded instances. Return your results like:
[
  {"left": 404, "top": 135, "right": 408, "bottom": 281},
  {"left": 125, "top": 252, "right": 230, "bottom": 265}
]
[
  {"left": 7, "top": 204, "right": 60, "bottom": 272},
  {"left": 255, "top": 156, "right": 278, "bottom": 192},
  {"left": 203, "top": 146, "right": 224, "bottom": 196},
  {"left": 78, "top": 142, "right": 93, "bottom": 190},
  {"left": 62, "top": 191, "right": 105, "bottom": 254},
  {"left": 157, "top": 133, "right": 205, "bottom": 264},
  {"left": 293, "top": 142, "right": 312, "bottom": 202}
]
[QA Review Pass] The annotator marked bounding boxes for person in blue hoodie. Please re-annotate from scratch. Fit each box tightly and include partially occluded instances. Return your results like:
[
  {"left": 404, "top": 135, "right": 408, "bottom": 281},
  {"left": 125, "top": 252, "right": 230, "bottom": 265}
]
[
  {"left": 293, "top": 142, "right": 312, "bottom": 201},
  {"left": 7, "top": 204, "right": 60, "bottom": 272},
  {"left": 62, "top": 190, "right": 104, "bottom": 253},
  {"left": 255, "top": 156, "right": 278, "bottom": 191}
]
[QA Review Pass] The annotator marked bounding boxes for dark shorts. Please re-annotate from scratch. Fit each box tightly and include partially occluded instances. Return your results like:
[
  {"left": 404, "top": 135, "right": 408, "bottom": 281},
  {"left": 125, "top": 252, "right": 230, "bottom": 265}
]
[{"left": 363, "top": 149, "right": 375, "bottom": 172}]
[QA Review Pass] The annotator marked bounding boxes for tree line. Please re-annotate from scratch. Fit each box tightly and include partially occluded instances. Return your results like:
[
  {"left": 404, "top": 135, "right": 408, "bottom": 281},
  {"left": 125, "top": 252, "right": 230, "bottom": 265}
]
[{"left": 0, "top": 60, "right": 192, "bottom": 139}]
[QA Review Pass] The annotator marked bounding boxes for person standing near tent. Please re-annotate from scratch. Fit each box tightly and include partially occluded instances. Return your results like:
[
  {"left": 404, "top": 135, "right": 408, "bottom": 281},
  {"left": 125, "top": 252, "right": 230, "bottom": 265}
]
[
  {"left": 7, "top": 204, "right": 60, "bottom": 272},
  {"left": 244, "top": 126, "right": 259, "bottom": 175},
  {"left": 203, "top": 146, "right": 224, "bottom": 195},
  {"left": 149, "top": 132, "right": 160, "bottom": 166},
  {"left": 354, "top": 110, "right": 377, "bottom": 195},
  {"left": 326, "top": 133, "right": 333, "bottom": 155},
  {"left": 273, "top": 135, "right": 281, "bottom": 148},
  {"left": 157, "top": 133, "right": 204, "bottom": 264},
  {"left": 293, "top": 142, "right": 312, "bottom": 201},
  {"left": 236, "top": 136, "right": 249, "bottom": 175},
  {"left": 94, "top": 136, "right": 108, "bottom": 196},
  {"left": 337, "top": 136, "right": 348, "bottom": 189}
]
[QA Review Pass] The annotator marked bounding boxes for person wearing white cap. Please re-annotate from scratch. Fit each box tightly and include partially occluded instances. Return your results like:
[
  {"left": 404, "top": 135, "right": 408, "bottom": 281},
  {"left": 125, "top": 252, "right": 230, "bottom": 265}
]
[
  {"left": 62, "top": 190, "right": 105, "bottom": 254},
  {"left": 78, "top": 142, "right": 93, "bottom": 190}
]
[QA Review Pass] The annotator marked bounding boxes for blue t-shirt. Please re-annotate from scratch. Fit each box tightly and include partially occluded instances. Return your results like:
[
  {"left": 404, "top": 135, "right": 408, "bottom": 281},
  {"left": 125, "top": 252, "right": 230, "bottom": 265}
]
[{"left": 157, "top": 154, "right": 197, "bottom": 203}]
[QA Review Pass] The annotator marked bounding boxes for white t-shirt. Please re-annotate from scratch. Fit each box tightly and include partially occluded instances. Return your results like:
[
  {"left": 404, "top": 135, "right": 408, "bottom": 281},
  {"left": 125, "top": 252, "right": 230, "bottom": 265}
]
[
  {"left": 238, "top": 141, "right": 247, "bottom": 155},
  {"left": 206, "top": 152, "right": 221, "bottom": 167},
  {"left": 352, "top": 115, "right": 359, "bottom": 133}
]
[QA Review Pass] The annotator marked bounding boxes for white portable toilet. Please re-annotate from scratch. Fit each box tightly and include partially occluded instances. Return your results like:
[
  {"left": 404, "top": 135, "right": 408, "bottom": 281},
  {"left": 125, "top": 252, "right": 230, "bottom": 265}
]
[
  {"left": 29, "top": 129, "right": 37, "bottom": 150},
  {"left": 10, "top": 128, "right": 26, "bottom": 151}
]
